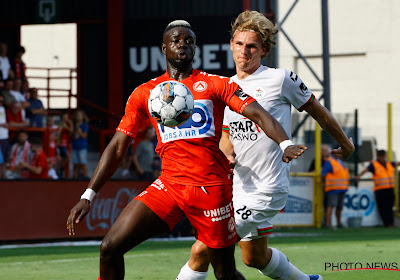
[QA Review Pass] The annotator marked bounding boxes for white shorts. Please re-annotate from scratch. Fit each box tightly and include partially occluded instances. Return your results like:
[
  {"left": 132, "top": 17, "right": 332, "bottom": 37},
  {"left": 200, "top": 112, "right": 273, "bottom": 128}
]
[{"left": 233, "top": 191, "right": 288, "bottom": 241}]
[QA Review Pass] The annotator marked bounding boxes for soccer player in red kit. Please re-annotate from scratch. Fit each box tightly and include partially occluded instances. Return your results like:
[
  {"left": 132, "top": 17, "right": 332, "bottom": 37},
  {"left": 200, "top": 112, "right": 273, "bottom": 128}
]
[{"left": 66, "top": 20, "right": 306, "bottom": 280}]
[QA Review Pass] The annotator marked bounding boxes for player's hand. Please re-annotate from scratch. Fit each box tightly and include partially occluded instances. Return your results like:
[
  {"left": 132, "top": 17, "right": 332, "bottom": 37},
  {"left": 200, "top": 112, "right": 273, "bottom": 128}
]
[
  {"left": 66, "top": 199, "right": 91, "bottom": 236},
  {"left": 331, "top": 137, "right": 355, "bottom": 159},
  {"left": 226, "top": 154, "right": 236, "bottom": 172},
  {"left": 282, "top": 145, "right": 307, "bottom": 163}
]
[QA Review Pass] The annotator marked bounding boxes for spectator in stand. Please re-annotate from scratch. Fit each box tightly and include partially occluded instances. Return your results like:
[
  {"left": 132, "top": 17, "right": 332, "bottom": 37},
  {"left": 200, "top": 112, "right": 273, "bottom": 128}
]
[
  {"left": 0, "top": 95, "right": 8, "bottom": 178},
  {"left": 57, "top": 112, "right": 73, "bottom": 178},
  {"left": 20, "top": 79, "right": 30, "bottom": 98},
  {"left": 7, "top": 130, "right": 30, "bottom": 179},
  {"left": 6, "top": 100, "right": 29, "bottom": 128},
  {"left": 10, "top": 78, "right": 30, "bottom": 117},
  {"left": 46, "top": 115, "right": 58, "bottom": 179},
  {"left": 26, "top": 88, "right": 46, "bottom": 127},
  {"left": 11, "top": 46, "right": 26, "bottom": 81},
  {"left": 133, "top": 127, "right": 155, "bottom": 180},
  {"left": 120, "top": 143, "right": 134, "bottom": 179},
  {"left": 72, "top": 109, "right": 89, "bottom": 179},
  {"left": 1, "top": 79, "right": 16, "bottom": 108},
  {"left": 0, "top": 42, "right": 13, "bottom": 88},
  {"left": 151, "top": 132, "right": 162, "bottom": 178},
  {"left": 18, "top": 137, "right": 48, "bottom": 179}
]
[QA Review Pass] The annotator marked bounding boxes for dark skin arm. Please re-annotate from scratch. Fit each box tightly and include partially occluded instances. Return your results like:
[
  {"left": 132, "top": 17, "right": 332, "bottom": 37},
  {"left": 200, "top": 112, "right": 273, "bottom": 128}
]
[
  {"left": 66, "top": 131, "right": 132, "bottom": 235},
  {"left": 241, "top": 102, "right": 306, "bottom": 162},
  {"left": 304, "top": 99, "right": 354, "bottom": 159}
]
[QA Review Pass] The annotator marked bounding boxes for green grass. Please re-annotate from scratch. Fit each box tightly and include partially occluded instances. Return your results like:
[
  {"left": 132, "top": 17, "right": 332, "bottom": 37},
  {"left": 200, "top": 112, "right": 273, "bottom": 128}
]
[{"left": 1, "top": 227, "right": 400, "bottom": 279}]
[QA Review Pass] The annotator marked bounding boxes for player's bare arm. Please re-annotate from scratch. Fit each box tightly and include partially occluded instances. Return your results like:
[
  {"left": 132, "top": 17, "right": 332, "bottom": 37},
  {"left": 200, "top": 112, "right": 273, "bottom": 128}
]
[
  {"left": 242, "top": 101, "right": 307, "bottom": 162},
  {"left": 67, "top": 131, "right": 132, "bottom": 236},
  {"left": 305, "top": 99, "right": 354, "bottom": 159},
  {"left": 219, "top": 131, "right": 236, "bottom": 168}
]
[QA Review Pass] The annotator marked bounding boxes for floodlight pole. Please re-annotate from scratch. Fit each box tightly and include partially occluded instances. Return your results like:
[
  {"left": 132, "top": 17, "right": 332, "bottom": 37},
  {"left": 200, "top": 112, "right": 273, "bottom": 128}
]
[{"left": 322, "top": 0, "right": 331, "bottom": 111}]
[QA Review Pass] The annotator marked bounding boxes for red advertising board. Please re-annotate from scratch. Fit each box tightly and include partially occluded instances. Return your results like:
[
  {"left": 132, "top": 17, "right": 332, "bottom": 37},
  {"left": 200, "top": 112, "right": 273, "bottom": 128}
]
[{"left": 0, "top": 180, "right": 150, "bottom": 241}]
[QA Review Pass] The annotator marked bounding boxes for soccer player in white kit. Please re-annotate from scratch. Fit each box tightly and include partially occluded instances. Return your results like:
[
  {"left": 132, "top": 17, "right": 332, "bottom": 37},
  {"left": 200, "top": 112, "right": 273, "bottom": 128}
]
[{"left": 176, "top": 11, "right": 354, "bottom": 280}]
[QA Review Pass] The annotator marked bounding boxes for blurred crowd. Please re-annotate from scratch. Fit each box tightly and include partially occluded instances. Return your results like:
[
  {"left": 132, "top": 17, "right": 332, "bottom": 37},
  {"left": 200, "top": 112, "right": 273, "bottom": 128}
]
[{"left": 0, "top": 41, "right": 160, "bottom": 181}]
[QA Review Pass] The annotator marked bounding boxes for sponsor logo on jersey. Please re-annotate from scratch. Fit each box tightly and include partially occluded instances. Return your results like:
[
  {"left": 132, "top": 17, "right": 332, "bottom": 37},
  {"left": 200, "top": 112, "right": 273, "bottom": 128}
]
[
  {"left": 234, "top": 88, "right": 250, "bottom": 101},
  {"left": 229, "top": 118, "right": 260, "bottom": 141},
  {"left": 158, "top": 99, "right": 215, "bottom": 143},
  {"left": 253, "top": 86, "right": 267, "bottom": 99},
  {"left": 150, "top": 178, "right": 166, "bottom": 191},
  {"left": 299, "top": 82, "right": 308, "bottom": 95},
  {"left": 289, "top": 71, "right": 298, "bottom": 82},
  {"left": 204, "top": 202, "right": 233, "bottom": 222},
  {"left": 193, "top": 81, "right": 208, "bottom": 92}
]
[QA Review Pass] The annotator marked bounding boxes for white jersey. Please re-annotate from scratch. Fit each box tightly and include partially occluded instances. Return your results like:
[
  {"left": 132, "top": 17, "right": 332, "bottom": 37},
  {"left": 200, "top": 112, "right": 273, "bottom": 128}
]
[{"left": 223, "top": 65, "right": 314, "bottom": 203}]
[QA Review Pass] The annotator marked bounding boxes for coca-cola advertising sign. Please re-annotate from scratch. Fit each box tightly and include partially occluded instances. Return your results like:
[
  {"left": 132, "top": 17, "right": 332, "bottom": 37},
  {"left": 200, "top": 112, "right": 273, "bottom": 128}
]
[
  {"left": 0, "top": 180, "right": 150, "bottom": 241},
  {"left": 86, "top": 187, "right": 142, "bottom": 231}
]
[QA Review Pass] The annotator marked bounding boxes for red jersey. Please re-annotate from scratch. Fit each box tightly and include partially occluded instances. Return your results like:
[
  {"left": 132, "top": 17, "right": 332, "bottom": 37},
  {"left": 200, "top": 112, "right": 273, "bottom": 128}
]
[
  {"left": 6, "top": 108, "right": 24, "bottom": 123},
  {"left": 30, "top": 150, "right": 49, "bottom": 179},
  {"left": 117, "top": 69, "right": 255, "bottom": 186}
]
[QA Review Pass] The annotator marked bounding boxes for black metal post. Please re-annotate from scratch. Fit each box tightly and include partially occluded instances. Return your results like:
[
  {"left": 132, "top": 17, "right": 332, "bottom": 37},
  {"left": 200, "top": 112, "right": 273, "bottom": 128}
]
[
  {"left": 354, "top": 109, "right": 359, "bottom": 187},
  {"left": 322, "top": 0, "right": 331, "bottom": 111}
]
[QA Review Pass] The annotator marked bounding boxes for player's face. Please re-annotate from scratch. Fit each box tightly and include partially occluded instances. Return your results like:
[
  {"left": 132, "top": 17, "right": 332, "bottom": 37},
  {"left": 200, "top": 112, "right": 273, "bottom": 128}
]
[
  {"left": 230, "top": 31, "right": 266, "bottom": 74},
  {"left": 162, "top": 27, "right": 196, "bottom": 70}
]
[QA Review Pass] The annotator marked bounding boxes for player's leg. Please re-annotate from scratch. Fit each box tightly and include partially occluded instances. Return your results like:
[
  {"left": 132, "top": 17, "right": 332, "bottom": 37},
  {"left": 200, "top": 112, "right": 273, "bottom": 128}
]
[
  {"left": 100, "top": 178, "right": 184, "bottom": 280},
  {"left": 236, "top": 193, "right": 323, "bottom": 280},
  {"left": 177, "top": 239, "right": 246, "bottom": 280},
  {"left": 181, "top": 185, "right": 240, "bottom": 280},
  {"left": 99, "top": 199, "right": 169, "bottom": 280},
  {"left": 176, "top": 240, "right": 209, "bottom": 280}
]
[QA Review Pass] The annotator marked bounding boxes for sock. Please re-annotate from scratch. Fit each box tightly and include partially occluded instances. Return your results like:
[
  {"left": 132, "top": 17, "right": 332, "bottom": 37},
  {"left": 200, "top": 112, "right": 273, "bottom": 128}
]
[
  {"left": 98, "top": 278, "right": 102, "bottom": 280},
  {"left": 176, "top": 262, "right": 208, "bottom": 280},
  {"left": 259, "top": 248, "right": 309, "bottom": 280}
]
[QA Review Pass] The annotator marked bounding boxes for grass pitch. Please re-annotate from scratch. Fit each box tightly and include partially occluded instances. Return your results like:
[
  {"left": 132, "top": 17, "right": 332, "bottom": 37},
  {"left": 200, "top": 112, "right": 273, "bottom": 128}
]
[{"left": 1, "top": 227, "right": 399, "bottom": 279}]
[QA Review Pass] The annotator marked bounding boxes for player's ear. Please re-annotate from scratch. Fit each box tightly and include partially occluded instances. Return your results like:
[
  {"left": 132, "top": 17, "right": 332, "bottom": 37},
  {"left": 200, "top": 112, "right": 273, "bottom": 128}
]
[
  {"left": 162, "top": 43, "right": 166, "bottom": 55},
  {"left": 262, "top": 46, "right": 267, "bottom": 57},
  {"left": 230, "top": 39, "right": 234, "bottom": 51}
]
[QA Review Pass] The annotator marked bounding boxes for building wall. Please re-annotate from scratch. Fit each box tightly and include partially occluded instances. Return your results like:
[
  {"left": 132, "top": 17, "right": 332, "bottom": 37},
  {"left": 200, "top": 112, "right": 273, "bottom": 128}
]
[{"left": 279, "top": 0, "right": 400, "bottom": 156}]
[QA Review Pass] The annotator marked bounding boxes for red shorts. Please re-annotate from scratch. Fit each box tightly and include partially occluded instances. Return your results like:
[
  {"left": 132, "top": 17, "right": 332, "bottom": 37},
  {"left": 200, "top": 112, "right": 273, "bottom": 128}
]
[{"left": 135, "top": 177, "right": 237, "bottom": 249}]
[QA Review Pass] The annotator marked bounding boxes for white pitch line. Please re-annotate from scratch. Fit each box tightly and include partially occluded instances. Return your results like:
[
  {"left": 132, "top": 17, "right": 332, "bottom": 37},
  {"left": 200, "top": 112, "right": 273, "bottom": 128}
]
[{"left": 0, "top": 252, "right": 172, "bottom": 266}]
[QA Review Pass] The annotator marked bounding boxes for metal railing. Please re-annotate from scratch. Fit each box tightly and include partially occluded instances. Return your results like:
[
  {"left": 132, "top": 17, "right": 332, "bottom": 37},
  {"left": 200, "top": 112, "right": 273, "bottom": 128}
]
[{"left": 26, "top": 67, "right": 77, "bottom": 113}]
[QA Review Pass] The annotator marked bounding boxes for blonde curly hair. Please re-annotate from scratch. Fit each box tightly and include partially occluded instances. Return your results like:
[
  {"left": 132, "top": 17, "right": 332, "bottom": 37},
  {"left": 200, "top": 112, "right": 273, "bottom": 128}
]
[{"left": 231, "top": 10, "right": 278, "bottom": 57}]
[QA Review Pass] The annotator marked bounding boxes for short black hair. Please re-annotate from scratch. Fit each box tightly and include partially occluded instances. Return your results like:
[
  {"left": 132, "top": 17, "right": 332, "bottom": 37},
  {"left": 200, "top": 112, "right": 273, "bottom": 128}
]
[
  {"left": 16, "top": 45, "right": 25, "bottom": 53},
  {"left": 17, "top": 129, "right": 28, "bottom": 136},
  {"left": 30, "top": 137, "right": 42, "bottom": 146},
  {"left": 377, "top": 150, "right": 386, "bottom": 157},
  {"left": 164, "top": 20, "right": 193, "bottom": 35}
]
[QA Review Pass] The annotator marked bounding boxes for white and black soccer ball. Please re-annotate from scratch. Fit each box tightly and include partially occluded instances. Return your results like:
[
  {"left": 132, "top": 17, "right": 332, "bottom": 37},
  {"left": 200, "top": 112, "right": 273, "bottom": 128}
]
[{"left": 148, "top": 81, "right": 194, "bottom": 127}]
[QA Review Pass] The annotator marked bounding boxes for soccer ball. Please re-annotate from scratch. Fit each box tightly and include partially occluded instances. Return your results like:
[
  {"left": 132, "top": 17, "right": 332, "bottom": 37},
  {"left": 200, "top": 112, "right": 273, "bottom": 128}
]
[{"left": 148, "top": 81, "right": 194, "bottom": 127}]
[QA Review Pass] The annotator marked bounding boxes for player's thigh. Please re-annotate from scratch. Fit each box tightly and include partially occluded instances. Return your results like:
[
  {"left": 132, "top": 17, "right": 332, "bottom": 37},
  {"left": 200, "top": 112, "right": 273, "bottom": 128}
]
[
  {"left": 101, "top": 199, "right": 169, "bottom": 255},
  {"left": 184, "top": 185, "right": 236, "bottom": 249},
  {"left": 234, "top": 192, "right": 287, "bottom": 240}
]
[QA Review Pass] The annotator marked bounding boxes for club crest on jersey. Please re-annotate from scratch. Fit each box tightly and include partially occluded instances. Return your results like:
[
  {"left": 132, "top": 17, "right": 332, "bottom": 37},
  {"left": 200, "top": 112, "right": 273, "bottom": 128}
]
[
  {"left": 193, "top": 81, "right": 208, "bottom": 92},
  {"left": 252, "top": 86, "right": 267, "bottom": 99},
  {"left": 234, "top": 88, "right": 249, "bottom": 101},
  {"left": 158, "top": 99, "right": 215, "bottom": 143}
]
